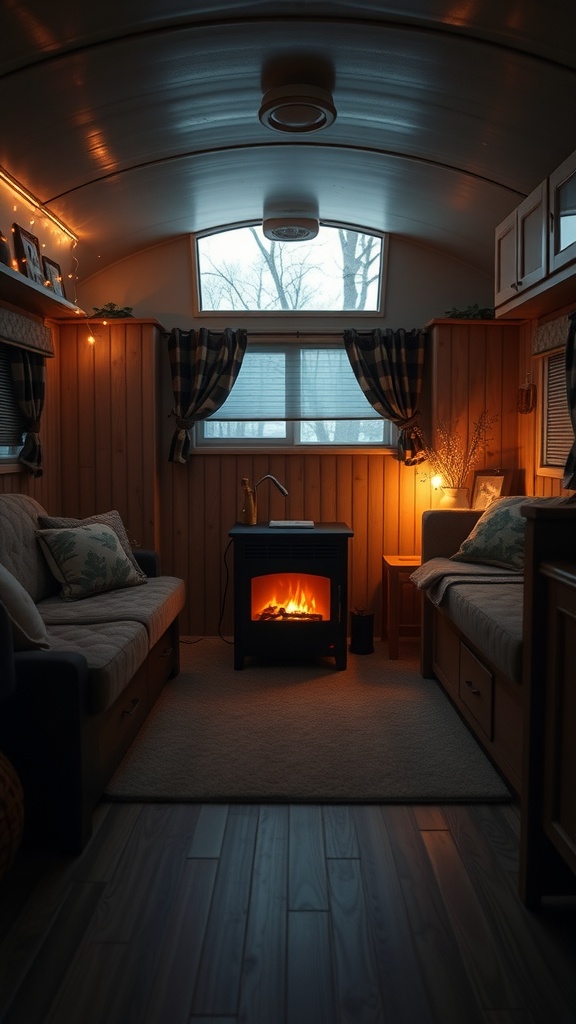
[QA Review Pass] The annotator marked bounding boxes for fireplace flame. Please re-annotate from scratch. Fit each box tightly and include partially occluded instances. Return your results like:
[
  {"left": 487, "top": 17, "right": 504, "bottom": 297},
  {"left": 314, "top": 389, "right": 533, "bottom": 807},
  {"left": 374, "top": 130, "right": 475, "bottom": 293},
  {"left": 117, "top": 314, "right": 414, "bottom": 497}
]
[{"left": 252, "top": 573, "right": 330, "bottom": 621}]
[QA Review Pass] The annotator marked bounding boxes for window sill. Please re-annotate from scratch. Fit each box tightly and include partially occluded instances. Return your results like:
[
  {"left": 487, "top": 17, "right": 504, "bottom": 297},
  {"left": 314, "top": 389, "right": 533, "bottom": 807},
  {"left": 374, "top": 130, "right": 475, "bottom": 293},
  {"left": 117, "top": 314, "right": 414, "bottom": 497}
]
[
  {"left": 0, "top": 460, "right": 23, "bottom": 474},
  {"left": 191, "top": 446, "right": 397, "bottom": 456}
]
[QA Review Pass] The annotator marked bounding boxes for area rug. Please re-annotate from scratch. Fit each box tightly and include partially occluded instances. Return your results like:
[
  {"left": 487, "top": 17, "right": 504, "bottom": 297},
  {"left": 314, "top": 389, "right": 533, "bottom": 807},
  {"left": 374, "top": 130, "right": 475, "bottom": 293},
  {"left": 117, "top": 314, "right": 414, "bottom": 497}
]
[{"left": 104, "top": 637, "right": 512, "bottom": 803}]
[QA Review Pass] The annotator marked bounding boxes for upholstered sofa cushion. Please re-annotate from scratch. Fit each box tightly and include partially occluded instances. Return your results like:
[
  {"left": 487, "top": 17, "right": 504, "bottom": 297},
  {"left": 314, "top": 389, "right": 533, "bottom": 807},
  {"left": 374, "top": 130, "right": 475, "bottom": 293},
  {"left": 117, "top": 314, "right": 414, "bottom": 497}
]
[
  {"left": 439, "top": 581, "right": 524, "bottom": 684},
  {"left": 44, "top": 620, "right": 150, "bottom": 713},
  {"left": 38, "top": 576, "right": 186, "bottom": 649}
]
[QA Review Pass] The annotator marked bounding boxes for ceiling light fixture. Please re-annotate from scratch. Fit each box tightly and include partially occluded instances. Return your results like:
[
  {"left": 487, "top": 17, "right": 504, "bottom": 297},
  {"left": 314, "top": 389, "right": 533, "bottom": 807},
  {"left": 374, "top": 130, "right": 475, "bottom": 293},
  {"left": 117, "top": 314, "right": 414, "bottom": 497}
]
[
  {"left": 258, "top": 85, "right": 336, "bottom": 134},
  {"left": 263, "top": 217, "right": 319, "bottom": 241}
]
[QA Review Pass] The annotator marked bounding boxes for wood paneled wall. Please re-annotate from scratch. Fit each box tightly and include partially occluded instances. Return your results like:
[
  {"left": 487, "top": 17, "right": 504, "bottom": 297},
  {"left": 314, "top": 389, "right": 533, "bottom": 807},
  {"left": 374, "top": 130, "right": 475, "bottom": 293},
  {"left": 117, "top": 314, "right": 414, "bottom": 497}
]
[
  {"left": 54, "top": 319, "right": 162, "bottom": 551},
  {"left": 425, "top": 318, "right": 524, "bottom": 493},
  {"left": 6, "top": 313, "right": 564, "bottom": 639}
]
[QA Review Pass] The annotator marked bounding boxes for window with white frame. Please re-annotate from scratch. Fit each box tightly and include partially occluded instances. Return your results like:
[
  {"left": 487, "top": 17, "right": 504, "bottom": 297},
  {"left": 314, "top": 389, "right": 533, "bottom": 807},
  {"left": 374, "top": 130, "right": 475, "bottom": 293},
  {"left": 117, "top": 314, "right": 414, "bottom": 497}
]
[
  {"left": 540, "top": 348, "right": 574, "bottom": 470},
  {"left": 195, "top": 340, "right": 397, "bottom": 448},
  {"left": 0, "top": 343, "right": 25, "bottom": 461}
]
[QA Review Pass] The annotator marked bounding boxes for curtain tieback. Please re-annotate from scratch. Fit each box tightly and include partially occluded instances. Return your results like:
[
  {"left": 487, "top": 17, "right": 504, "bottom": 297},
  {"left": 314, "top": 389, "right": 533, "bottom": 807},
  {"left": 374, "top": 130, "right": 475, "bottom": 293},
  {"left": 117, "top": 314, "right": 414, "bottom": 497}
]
[
  {"left": 400, "top": 414, "right": 419, "bottom": 430},
  {"left": 170, "top": 411, "right": 194, "bottom": 431}
]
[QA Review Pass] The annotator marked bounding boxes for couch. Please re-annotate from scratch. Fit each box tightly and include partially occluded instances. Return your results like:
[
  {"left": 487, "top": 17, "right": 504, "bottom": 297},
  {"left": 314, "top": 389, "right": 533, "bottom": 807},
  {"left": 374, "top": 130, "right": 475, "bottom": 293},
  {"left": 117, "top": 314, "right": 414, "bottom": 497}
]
[
  {"left": 0, "top": 493, "right": 186, "bottom": 853},
  {"left": 412, "top": 497, "right": 576, "bottom": 795}
]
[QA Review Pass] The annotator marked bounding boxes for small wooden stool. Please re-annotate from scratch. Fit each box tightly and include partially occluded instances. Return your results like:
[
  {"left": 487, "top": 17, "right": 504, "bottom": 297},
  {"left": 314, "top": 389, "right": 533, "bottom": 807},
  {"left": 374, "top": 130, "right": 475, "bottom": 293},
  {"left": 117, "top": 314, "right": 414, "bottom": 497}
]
[{"left": 382, "top": 555, "right": 421, "bottom": 658}]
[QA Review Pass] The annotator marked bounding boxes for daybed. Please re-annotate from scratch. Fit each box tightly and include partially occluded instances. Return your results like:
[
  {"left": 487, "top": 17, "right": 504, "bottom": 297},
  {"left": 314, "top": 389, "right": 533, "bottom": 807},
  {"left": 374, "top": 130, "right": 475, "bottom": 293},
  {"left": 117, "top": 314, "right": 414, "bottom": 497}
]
[
  {"left": 0, "top": 493, "right": 185, "bottom": 853},
  {"left": 412, "top": 496, "right": 576, "bottom": 795}
]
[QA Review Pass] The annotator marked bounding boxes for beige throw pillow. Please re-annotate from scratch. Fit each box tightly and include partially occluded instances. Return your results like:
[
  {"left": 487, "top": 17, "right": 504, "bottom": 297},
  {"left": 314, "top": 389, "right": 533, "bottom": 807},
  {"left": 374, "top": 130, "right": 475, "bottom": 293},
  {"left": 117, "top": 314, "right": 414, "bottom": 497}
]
[
  {"left": 38, "top": 509, "right": 146, "bottom": 579},
  {"left": 37, "top": 524, "right": 147, "bottom": 600},
  {"left": 0, "top": 563, "right": 50, "bottom": 650},
  {"left": 450, "top": 495, "right": 572, "bottom": 571}
]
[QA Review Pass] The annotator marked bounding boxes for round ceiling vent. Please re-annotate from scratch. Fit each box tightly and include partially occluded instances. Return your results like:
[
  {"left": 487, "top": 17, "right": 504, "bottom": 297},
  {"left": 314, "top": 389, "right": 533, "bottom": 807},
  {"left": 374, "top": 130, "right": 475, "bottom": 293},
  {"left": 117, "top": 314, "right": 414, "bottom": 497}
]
[
  {"left": 258, "top": 85, "right": 336, "bottom": 134},
  {"left": 263, "top": 218, "right": 319, "bottom": 241}
]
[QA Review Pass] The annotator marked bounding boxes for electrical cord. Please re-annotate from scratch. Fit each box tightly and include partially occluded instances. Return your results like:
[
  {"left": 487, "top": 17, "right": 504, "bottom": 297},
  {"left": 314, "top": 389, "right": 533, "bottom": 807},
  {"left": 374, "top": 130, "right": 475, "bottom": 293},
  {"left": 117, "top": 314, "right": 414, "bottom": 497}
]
[
  {"left": 179, "top": 538, "right": 234, "bottom": 646},
  {"left": 218, "top": 538, "right": 234, "bottom": 644}
]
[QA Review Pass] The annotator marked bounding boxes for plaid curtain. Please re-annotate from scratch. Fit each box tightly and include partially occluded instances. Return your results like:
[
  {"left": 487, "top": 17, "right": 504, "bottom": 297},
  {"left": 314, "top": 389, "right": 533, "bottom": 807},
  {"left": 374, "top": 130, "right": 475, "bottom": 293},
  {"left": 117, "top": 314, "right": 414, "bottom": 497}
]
[
  {"left": 167, "top": 327, "right": 247, "bottom": 462},
  {"left": 562, "top": 312, "right": 576, "bottom": 490},
  {"left": 10, "top": 348, "right": 46, "bottom": 477},
  {"left": 344, "top": 327, "right": 428, "bottom": 464}
]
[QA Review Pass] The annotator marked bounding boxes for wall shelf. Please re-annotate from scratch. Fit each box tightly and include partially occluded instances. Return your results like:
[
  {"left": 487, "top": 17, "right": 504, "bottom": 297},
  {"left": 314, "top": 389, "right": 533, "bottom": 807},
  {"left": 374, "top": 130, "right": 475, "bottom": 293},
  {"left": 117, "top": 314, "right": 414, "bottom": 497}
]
[{"left": 0, "top": 262, "right": 85, "bottom": 319}]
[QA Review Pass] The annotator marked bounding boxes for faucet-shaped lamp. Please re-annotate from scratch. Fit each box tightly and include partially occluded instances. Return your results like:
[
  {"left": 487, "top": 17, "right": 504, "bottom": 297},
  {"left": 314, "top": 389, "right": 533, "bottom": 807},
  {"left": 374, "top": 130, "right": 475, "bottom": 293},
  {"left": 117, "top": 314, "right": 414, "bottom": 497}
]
[{"left": 240, "top": 474, "right": 288, "bottom": 524}]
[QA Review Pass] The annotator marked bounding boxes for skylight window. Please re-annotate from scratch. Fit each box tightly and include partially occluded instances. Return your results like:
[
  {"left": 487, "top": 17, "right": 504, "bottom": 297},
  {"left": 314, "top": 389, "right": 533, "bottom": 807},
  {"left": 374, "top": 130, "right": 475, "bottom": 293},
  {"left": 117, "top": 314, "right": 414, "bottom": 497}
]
[{"left": 196, "top": 224, "right": 384, "bottom": 313}]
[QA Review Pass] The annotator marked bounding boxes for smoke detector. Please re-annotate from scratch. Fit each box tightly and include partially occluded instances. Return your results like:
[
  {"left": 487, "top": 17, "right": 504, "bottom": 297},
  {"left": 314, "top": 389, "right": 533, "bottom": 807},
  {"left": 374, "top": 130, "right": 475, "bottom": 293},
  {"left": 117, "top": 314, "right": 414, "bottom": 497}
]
[
  {"left": 263, "top": 217, "right": 319, "bottom": 241},
  {"left": 258, "top": 85, "right": 336, "bottom": 134}
]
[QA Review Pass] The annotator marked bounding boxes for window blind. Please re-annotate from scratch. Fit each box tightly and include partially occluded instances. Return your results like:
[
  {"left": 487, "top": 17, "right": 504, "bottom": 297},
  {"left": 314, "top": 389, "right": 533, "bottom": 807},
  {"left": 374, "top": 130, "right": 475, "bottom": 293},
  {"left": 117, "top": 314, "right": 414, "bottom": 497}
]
[
  {"left": 207, "top": 343, "right": 381, "bottom": 421},
  {"left": 543, "top": 350, "right": 574, "bottom": 467},
  {"left": 0, "top": 344, "right": 25, "bottom": 447}
]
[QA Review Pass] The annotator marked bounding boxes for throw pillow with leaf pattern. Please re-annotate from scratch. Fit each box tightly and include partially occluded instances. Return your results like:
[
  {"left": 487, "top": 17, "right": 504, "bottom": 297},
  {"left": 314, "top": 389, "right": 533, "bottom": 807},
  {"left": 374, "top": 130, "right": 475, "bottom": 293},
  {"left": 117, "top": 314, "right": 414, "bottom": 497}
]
[
  {"left": 450, "top": 495, "right": 567, "bottom": 571},
  {"left": 37, "top": 524, "right": 147, "bottom": 600}
]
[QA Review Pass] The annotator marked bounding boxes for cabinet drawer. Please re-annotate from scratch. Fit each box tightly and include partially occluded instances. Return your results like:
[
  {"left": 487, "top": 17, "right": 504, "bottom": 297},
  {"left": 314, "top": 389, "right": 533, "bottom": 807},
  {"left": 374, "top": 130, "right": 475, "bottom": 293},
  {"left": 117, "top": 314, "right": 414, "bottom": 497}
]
[
  {"left": 459, "top": 643, "right": 493, "bottom": 739},
  {"left": 148, "top": 626, "right": 179, "bottom": 701},
  {"left": 97, "top": 661, "right": 150, "bottom": 781},
  {"left": 433, "top": 612, "right": 460, "bottom": 698}
]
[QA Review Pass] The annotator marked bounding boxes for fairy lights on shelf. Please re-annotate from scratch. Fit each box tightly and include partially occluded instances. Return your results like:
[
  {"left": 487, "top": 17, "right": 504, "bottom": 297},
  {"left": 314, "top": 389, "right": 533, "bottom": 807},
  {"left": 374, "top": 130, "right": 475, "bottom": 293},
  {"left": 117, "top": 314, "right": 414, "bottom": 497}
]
[{"left": 0, "top": 165, "right": 82, "bottom": 307}]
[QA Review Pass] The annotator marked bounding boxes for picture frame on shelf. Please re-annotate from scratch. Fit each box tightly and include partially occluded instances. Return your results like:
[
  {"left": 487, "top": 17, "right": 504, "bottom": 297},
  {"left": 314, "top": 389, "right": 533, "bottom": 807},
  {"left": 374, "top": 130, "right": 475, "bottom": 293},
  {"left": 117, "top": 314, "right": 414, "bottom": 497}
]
[
  {"left": 12, "top": 223, "right": 44, "bottom": 285},
  {"left": 471, "top": 469, "right": 512, "bottom": 510},
  {"left": 42, "top": 255, "right": 66, "bottom": 298}
]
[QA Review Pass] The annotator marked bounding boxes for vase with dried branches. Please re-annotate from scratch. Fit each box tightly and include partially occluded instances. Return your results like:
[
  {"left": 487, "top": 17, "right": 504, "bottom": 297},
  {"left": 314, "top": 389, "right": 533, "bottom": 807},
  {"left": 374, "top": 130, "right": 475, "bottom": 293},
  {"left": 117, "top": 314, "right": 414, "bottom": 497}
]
[{"left": 415, "top": 410, "right": 497, "bottom": 507}]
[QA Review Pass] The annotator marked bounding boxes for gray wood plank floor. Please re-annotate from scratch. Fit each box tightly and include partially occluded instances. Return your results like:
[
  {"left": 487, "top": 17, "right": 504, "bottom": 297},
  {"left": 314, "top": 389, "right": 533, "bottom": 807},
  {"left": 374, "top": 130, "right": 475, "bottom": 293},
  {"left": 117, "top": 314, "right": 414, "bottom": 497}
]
[{"left": 0, "top": 800, "right": 574, "bottom": 1024}]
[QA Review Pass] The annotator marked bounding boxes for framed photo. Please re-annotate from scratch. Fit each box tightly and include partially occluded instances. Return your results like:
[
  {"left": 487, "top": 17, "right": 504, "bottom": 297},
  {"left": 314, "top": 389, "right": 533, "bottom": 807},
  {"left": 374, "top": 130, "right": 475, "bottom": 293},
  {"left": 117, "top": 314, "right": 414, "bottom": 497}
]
[
  {"left": 12, "top": 223, "right": 45, "bottom": 285},
  {"left": 42, "top": 255, "right": 66, "bottom": 298},
  {"left": 471, "top": 469, "right": 512, "bottom": 510}
]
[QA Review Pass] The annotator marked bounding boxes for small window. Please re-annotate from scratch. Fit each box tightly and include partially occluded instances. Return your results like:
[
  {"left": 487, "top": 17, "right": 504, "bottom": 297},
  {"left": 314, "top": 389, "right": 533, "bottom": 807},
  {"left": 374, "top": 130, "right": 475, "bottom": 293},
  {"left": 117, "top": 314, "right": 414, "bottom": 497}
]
[
  {"left": 196, "top": 340, "right": 397, "bottom": 449},
  {"left": 0, "top": 344, "right": 25, "bottom": 461},
  {"left": 540, "top": 349, "right": 574, "bottom": 469},
  {"left": 196, "top": 224, "right": 385, "bottom": 313}
]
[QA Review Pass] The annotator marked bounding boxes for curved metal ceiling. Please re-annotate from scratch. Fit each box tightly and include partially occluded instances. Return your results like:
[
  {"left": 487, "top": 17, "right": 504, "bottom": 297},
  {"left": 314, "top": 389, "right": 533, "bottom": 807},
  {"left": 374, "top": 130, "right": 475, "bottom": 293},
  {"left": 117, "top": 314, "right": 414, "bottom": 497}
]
[{"left": 1, "top": 1, "right": 575, "bottom": 280}]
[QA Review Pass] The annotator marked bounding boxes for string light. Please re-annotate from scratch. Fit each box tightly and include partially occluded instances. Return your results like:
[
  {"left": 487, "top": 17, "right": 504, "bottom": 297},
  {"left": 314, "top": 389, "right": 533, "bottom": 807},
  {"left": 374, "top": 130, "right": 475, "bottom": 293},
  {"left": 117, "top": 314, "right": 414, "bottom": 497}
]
[{"left": 0, "top": 167, "right": 78, "bottom": 243}]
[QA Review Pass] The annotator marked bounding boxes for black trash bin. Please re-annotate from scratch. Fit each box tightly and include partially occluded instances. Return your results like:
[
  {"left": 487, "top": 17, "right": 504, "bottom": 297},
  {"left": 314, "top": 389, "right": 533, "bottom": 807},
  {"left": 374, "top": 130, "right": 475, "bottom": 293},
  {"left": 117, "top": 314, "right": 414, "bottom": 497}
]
[{"left": 349, "top": 611, "right": 374, "bottom": 654}]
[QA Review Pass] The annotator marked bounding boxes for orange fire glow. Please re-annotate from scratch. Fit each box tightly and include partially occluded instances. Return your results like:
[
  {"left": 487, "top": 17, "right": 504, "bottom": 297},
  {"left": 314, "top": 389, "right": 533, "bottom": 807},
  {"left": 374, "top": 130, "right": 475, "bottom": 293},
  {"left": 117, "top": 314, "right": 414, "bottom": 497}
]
[{"left": 251, "top": 573, "right": 330, "bottom": 621}]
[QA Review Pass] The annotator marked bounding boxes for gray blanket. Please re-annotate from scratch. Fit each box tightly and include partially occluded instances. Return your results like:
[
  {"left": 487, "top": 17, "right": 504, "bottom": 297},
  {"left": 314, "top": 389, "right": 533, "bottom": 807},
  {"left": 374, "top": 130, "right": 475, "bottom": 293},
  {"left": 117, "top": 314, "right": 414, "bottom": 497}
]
[{"left": 411, "top": 557, "right": 523, "bottom": 606}]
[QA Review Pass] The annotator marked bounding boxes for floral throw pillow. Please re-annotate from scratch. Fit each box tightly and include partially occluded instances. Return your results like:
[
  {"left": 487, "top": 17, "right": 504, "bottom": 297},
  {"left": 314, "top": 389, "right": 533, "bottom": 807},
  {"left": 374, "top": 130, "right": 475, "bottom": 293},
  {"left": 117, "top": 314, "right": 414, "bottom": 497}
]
[
  {"left": 450, "top": 495, "right": 543, "bottom": 571},
  {"left": 37, "top": 524, "right": 147, "bottom": 600}
]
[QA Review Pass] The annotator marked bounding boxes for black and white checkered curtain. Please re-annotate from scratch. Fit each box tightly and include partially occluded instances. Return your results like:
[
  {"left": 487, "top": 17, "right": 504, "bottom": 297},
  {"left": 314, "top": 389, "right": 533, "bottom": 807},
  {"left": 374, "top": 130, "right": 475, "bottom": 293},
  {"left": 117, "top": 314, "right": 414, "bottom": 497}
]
[
  {"left": 343, "top": 327, "right": 428, "bottom": 464},
  {"left": 10, "top": 348, "right": 45, "bottom": 477},
  {"left": 167, "top": 327, "right": 247, "bottom": 462},
  {"left": 562, "top": 312, "right": 576, "bottom": 490}
]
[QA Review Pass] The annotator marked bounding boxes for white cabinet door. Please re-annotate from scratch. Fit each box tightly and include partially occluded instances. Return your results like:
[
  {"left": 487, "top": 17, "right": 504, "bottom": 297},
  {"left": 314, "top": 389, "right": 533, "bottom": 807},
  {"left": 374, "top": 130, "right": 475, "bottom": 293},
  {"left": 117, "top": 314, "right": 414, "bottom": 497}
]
[
  {"left": 495, "top": 181, "right": 547, "bottom": 307},
  {"left": 549, "top": 148, "right": 576, "bottom": 274}
]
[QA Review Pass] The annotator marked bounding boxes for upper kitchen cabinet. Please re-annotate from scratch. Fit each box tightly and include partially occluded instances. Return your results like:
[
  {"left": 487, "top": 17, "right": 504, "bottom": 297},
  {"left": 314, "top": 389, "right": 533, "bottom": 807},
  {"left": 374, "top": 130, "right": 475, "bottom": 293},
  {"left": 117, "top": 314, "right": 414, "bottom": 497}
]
[
  {"left": 495, "top": 182, "right": 547, "bottom": 308},
  {"left": 495, "top": 147, "right": 576, "bottom": 320},
  {"left": 549, "top": 148, "right": 576, "bottom": 274}
]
